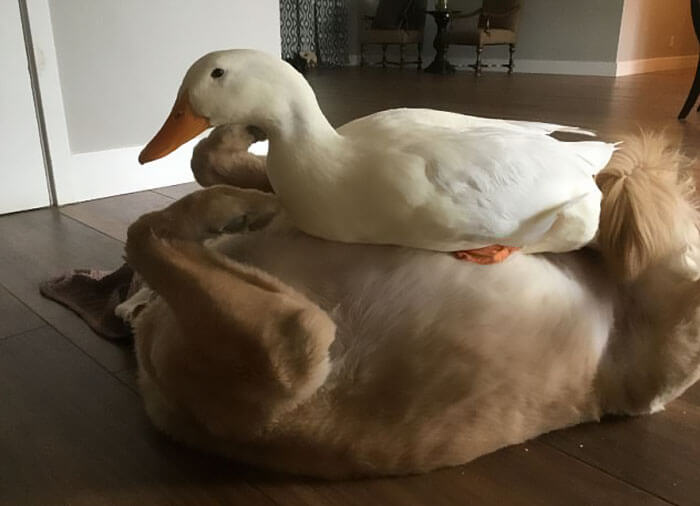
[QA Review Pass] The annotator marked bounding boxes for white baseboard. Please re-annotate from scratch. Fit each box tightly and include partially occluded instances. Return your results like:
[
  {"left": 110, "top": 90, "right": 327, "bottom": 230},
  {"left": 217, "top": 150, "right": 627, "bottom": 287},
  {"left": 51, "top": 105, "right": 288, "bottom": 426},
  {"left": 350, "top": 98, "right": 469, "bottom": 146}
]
[
  {"left": 59, "top": 142, "right": 198, "bottom": 205},
  {"left": 349, "top": 52, "right": 698, "bottom": 77},
  {"left": 615, "top": 54, "right": 698, "bottom": 76},
  {"left": 347, "top": 53, "right": 617, "bottom": 76},
  {"left": 451, "top": 57, "right": 617, "bottom": 76},
  {"left": 54, "top": 139, "right": 270, "bottom": 206},
  {"left": 517, "top": 59, "right": 617, "bottom": 76}
]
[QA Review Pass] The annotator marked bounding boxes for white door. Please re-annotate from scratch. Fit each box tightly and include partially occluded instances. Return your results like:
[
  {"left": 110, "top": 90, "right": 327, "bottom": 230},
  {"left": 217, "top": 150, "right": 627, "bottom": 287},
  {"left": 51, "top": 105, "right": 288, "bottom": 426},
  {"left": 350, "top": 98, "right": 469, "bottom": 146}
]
[
  {"left": 25, "top": 0, "right": 281, "bottom": 205},
  {"left": 0, "top": 0, "right": 50, "bottom": 214}
]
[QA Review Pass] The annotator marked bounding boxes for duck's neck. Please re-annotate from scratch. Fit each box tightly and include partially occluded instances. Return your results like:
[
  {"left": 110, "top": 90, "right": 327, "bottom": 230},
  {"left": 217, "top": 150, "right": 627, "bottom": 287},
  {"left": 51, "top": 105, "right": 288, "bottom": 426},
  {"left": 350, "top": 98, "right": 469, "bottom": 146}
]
[{"left": 255, "top": 81, "right": 341, "bottom": 156}]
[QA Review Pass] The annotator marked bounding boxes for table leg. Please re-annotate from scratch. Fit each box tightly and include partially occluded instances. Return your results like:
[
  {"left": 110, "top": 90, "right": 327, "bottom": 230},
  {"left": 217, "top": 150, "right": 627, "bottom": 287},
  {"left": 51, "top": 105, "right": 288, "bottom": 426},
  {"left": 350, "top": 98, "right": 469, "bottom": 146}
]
[{"left": 424, "top": 12, "right": 456, "bottom": 74}]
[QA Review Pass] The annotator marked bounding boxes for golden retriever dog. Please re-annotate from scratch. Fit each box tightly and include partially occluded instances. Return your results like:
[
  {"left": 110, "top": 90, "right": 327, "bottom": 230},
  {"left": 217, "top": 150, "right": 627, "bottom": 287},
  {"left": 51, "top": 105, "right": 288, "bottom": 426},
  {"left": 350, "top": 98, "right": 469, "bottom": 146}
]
[{"left": 122, "top": 128, "right": 700, "bottom": 478}]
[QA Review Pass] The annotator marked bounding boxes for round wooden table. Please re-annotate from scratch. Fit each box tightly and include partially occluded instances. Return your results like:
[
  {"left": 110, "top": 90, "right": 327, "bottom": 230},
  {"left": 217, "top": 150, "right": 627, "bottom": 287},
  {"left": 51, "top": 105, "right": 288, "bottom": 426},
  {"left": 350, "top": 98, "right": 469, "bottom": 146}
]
[{"left": 424, "top": 9, "right": 461, "bottom": 74}]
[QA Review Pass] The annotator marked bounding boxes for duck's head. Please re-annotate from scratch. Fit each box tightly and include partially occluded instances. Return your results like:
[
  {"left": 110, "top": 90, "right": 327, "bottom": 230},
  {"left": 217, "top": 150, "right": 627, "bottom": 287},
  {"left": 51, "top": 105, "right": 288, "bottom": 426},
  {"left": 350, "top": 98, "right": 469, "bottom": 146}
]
[{"left": 139, "top": 49, "right": 306, "bottom": 164}]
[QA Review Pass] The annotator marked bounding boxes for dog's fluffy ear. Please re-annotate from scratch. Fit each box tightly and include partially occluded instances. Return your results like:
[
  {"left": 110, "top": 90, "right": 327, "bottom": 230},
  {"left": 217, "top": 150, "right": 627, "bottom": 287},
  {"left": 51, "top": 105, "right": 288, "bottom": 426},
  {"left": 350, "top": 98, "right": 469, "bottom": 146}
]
[{"left": 596, "top": 132, "right": 699, "bottom": 282}]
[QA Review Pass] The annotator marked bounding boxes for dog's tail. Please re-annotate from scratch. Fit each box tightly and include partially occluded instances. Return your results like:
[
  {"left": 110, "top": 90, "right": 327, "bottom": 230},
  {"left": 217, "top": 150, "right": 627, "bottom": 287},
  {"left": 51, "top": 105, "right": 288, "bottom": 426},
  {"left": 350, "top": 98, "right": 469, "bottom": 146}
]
[
  {"left": 595, "top": 134, "right": 700, "bottom": 414},
  {"left": 596, "top": 132, "right": 700, "bottom": 282}
]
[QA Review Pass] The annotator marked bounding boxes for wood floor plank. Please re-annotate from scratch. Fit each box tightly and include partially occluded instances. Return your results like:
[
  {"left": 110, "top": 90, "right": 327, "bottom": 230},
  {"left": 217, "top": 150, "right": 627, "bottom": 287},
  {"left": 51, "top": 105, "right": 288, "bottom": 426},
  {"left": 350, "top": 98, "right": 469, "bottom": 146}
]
[
  {"left": 435, "top": 443, "right": 672, "bottom": 506},
  {"left": 0, "top": 282, "right": 44, "bottom": 339},
  {"left": 255, "top": 441, "right": 670, "bottom": 506},
  {"left": 542, "top": 400, "right": 700, "bottom": 505},
  {"left": 0, "top": 327, "right": 279, "bottom": 506},
  {"left": 307, "top": 67, "right": 700, "bottom": 158},
  {"left": 151, "top": 182, "right": 201, "bottom": 200},
  {"left": 60, "top": 191, "right": 174, "bottom": 242},
  {"left": 681, "top": 381, "right": 700, "bottom": 407},
  {"left": 0, "top": 208, "right": 133, "bottom": 371},
  {"left": 114, "top": 367, "right": 139, "bottom": 394}
]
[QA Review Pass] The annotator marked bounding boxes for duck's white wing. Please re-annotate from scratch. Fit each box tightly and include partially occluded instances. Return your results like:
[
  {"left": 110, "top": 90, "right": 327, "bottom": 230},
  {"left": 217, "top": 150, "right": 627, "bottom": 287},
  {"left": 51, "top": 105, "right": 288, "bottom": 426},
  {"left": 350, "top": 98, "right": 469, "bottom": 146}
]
[
  {"left": 337, "top": 108, "right": 616, "bottom": 251},
  {"left": 364, "top": 124, "right": 614, "bottom": 251},
  {"left": 340, "top": 108, "right": 617, "bottom": 178},
  {"left": 339, "top": 107, "right": 598, "bottom": 140}
]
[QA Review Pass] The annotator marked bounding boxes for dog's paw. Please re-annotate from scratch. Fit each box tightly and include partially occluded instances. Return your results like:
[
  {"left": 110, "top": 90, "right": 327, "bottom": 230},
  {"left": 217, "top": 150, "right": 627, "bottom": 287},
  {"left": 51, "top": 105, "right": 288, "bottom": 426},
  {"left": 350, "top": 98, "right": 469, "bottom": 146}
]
[
  {"left": 219, "top": 210, "right": 276, "bottom": 234},
  {"left": 183, "top": 185, "right": 280, "bottom": 239}
]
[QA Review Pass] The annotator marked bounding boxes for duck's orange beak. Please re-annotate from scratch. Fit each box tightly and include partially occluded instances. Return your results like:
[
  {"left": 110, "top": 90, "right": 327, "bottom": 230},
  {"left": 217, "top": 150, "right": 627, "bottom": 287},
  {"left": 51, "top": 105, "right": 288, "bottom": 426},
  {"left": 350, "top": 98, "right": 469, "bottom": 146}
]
[{"left": 139, "top": 92, "right": 210, "bottom": 164}]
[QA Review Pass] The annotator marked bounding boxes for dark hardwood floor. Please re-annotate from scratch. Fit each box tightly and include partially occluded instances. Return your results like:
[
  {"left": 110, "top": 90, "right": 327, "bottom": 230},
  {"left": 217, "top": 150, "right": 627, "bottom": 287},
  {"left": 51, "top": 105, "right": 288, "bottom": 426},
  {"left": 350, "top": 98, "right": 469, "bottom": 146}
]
[{"left": 2, "top": 67, "right": 700, "bottom": 505}]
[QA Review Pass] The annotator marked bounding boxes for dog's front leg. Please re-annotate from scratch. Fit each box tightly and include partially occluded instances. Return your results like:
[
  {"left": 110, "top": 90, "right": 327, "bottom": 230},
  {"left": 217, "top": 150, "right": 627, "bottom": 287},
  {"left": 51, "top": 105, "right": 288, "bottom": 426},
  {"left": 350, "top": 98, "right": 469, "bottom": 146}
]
[{"left": 126, "top": 186, "right": 335, "bottom": 436}]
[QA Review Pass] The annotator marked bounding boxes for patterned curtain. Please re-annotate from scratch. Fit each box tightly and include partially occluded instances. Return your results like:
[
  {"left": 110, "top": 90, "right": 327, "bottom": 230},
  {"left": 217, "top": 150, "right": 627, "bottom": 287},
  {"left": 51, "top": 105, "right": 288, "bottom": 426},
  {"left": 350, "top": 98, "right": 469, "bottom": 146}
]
[{"left": 280, "top": 0, "right": 349, "bottom": 66}]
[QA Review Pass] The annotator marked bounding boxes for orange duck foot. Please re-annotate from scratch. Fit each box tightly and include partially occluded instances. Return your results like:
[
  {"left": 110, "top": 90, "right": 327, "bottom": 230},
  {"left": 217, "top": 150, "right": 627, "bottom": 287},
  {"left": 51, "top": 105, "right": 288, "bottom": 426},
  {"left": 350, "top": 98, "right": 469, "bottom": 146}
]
[{"left": 453, "top": 245, "right": 520, "bottom": 265}]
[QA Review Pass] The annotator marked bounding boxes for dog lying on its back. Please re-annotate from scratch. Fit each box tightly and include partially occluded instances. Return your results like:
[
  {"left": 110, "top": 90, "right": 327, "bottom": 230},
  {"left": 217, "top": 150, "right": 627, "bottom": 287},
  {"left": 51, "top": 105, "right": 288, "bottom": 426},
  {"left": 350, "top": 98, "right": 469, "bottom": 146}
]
[{"left": 122, "top": 127, "right": 700, "bottom": 477}]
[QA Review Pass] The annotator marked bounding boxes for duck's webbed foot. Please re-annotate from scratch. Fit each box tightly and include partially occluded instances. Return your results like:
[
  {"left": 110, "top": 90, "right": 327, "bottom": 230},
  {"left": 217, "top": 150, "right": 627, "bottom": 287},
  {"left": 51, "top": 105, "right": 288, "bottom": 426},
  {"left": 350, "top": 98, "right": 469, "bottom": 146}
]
[{"left": 453, "top": 245, "right": 519, "bottom": 264}]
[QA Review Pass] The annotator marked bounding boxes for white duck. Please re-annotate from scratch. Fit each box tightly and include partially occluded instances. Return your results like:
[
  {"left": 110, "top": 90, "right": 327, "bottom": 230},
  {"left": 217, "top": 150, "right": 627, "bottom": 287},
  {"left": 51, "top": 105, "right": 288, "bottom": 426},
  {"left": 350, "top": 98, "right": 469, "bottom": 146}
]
[{"left": 139, "top": 49, "right": 616, "bottom": 263}]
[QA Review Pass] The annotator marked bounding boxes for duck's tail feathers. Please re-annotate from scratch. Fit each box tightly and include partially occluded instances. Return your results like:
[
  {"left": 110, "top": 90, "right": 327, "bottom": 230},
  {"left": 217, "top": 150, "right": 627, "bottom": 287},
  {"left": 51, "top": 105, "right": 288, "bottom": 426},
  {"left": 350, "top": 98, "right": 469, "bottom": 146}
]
[
  {"left": 571, "top": 140, "right": 619, "bottom": 176},
  {"left": 550, "top": 125, "right": 598, "bottom": 137},
  {"left": 508, "top": 120, "right": 618, "bottom": 174},
  {"left": 596, "top": 132, "right": 700, "bottom": 282},
  {"left": 507, "top": 120, "right": 598, "bottom": 137}
]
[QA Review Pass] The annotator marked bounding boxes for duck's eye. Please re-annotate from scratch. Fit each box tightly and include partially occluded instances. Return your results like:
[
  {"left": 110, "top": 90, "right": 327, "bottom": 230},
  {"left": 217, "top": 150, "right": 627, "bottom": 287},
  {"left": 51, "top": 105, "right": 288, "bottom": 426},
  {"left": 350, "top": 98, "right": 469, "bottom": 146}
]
[{"left": 211, "top": 68, "right": 225, "bottom": 79}]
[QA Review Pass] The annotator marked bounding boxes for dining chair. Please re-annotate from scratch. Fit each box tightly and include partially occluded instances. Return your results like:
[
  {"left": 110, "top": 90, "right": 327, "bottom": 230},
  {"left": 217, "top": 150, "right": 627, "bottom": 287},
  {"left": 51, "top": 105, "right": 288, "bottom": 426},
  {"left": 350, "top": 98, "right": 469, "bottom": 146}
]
[
  {"left": 360, "top": 0, "right": 428, "bottom": 69},
  {"left": 447, "top": 0, "right": 522, "bottom": 76}
]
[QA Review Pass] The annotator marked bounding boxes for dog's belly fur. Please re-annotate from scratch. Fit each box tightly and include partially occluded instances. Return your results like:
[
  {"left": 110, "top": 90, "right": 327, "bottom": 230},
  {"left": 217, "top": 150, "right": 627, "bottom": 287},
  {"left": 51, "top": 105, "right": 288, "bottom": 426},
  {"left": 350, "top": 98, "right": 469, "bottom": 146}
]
[
  {"left": 167, "top": 223, "right": 617, "bottom": 474},
  {"left": 210, "top": 225, "right": 615, "bottom": 459},
  {"left": 214, "top": 222, "right": 614, "bottom": 363}
]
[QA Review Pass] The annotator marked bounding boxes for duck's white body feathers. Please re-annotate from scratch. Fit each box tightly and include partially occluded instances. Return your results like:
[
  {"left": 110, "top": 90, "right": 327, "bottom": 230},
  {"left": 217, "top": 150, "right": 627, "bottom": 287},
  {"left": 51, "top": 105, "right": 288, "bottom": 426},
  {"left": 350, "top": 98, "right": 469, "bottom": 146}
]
[
  {"left": 268, "top": 107, "right": 615, "bottom": 252},
  {"left": 179, "top": 50, "right": 617, "bottom": 253}
]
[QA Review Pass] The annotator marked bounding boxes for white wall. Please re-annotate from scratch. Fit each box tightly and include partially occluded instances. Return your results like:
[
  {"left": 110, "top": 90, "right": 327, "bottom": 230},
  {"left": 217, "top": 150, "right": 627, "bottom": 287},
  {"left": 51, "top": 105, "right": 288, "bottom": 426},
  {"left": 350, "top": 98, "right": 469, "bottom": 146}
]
[
  {"left": 0, "top": 0, "right": 50, "bottom": 214},
  {"left": 27, "top": 0, "right": 281, "bottom": 204}
]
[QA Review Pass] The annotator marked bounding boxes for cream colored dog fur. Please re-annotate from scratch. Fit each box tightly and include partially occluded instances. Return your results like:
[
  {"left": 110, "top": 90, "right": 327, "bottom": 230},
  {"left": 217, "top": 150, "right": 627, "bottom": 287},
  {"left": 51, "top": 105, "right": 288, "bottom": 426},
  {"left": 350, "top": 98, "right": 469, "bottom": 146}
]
[{"left": 122, "top": 127, "right": 700, "bottom": 478}]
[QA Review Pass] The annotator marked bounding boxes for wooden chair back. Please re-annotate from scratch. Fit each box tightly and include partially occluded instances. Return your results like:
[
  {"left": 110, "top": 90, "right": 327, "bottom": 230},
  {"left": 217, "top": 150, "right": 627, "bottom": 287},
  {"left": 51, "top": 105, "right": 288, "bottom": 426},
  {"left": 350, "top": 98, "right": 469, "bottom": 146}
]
[
  {"left": 372, "top": 0, "right": 427, "bottom": 32},
  {"left": 480, "top": 0, "right": 522, "bottom": 32}
]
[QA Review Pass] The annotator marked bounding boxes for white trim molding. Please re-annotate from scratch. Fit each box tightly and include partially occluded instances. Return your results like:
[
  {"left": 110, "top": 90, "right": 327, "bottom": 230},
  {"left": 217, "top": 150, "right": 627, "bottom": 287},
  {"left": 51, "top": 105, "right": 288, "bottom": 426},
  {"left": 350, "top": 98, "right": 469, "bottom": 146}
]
[
  {"left": 435, "top": 57, "right": 617, "bottom": 76},
  {"left": 348, "top": 54, "right": 618, "bottom": 76},
  {"left": 615, "top": 54, "right": 698, "bottom": 76},
  {"left": 487, "top": 58, "right": 617, "bottom": 76},
  {"left": 350, "top": 52, "right": 698, "bottom": 77},
  {"left": 59, "top": 144, "right": 200, "bottom": 205}
]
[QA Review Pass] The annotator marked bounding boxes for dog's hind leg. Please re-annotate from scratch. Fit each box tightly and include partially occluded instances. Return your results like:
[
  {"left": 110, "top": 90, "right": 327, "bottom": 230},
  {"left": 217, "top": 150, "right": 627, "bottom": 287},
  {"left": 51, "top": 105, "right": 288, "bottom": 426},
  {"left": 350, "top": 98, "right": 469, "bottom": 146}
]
[{"left": 126, "top": 186, "right": 336, "bottom": 438}]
